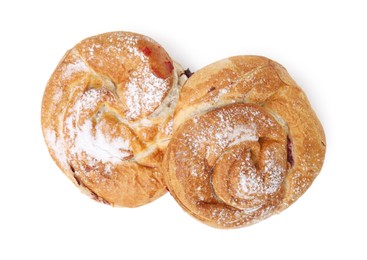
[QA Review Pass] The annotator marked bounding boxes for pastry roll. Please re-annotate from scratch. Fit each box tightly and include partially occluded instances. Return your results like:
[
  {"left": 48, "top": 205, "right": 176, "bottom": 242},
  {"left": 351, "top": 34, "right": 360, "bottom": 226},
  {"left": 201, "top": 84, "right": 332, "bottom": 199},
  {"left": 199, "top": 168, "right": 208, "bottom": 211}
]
[
  {"left": 163, "top": 56, "right": 326, "bottom": 228},
  {"left": 41, "top": 32, "right": 186, "bottom": 207}
]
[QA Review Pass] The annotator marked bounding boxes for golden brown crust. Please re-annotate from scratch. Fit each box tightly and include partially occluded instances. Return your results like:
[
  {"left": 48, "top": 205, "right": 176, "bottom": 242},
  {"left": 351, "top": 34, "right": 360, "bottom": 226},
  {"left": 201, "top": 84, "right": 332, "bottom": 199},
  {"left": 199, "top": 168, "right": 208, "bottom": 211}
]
[
  {"left": 163, "top": 55, "right": 326, "bottom": 228},
  {"left": 41, "top": 31, "right": 186, "bottom": 207}
]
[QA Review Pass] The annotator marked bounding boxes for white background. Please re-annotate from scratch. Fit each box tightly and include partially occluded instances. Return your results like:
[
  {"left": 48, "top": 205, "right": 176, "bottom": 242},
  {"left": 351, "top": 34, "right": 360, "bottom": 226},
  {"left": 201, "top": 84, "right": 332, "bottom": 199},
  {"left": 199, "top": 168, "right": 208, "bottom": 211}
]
[{"left": 1, "top": 0, "right": 366, "bottom": 259}]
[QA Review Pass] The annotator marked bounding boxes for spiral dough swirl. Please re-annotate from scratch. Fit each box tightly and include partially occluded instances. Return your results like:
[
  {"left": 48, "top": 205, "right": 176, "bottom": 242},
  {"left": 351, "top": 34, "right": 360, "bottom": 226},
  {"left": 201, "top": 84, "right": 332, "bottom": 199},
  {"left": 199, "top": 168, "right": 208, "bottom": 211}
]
[{"left": 163, "top": 56, "right": 326, "bottom": 228}]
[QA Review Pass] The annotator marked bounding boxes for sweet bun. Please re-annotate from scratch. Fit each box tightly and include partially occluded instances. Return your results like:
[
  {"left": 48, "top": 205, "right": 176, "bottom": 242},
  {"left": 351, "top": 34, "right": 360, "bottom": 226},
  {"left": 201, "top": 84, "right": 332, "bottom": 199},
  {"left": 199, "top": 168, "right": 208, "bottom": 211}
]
[
  {"left": 163, "top": 56, "right": 326, "bottom": 228},
  {"left": 41, "top": 31, "right": 187, "bottom": 207}
]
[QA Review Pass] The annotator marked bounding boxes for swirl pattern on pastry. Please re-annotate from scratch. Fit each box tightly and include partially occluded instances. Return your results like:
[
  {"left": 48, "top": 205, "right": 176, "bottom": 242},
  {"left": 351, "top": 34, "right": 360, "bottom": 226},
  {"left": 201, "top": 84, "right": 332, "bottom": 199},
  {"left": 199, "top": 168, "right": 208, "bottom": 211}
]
[
  {"left": 41, "top": 32, "right": 187, "bottom": 207},
  {"left": 163, "top": 56, "right": 326, "bottom": 228}
]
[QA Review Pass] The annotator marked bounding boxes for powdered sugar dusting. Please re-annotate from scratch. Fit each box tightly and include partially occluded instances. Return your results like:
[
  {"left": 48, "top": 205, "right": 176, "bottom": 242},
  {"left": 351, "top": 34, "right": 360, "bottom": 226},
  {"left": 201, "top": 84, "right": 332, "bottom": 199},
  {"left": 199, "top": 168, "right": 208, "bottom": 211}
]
[
  {"left": 223, "top": 125, "right": 258, "bottom": 147},
  {"left": 124, "top": 36, "right": 146, "bottom": 61},
  {"left": 125, "top": 65, "right": 167, "bottom": 119},
  {"left": 172, "top": 104, "right": 288, "bottom": 226},
  {"left": 72, "top": 120, "right": 131, "bottom": 164},
  {"left": 43, "top": 32, "right": 180, "bottom": 207},
  {"left": 185, "top": 106, "right": 259, "bottom": 157},
  {"left": 163, "top": 119, "right": 173, "bottom": 135},
  {"left": 61, "top": 59, "right": 88, "bottom": 80},
  {"left": 238, "top": 153, "right": 263, "bottom": 196},
  {"left": 65, "top": 89, "right": 132, "bottom": 165},
  {"left": 72, "top": 88, "right": 100, "bottom": 113},
  {"left": 263, "top": 148, "right": 285, "bottom": 193},
  {"left": 122, "top": 34, "right": 171, "bottom": 120},
  {"left": 103, "top": 32, "right": 171, "bottom": 120},
  {"left": 237, "top": 146, "right": 285, "bottom": 197}
]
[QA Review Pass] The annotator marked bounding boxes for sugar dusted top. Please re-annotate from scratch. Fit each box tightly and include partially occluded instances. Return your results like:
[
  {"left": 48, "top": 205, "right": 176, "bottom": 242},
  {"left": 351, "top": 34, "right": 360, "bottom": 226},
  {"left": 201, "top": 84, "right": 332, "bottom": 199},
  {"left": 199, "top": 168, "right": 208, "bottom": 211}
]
[
  {"left": 41, "top": 31, "right": 185, "bottom": 207},
  {"left": 164, "top": 55, "right": 326, "bottom": 228}
]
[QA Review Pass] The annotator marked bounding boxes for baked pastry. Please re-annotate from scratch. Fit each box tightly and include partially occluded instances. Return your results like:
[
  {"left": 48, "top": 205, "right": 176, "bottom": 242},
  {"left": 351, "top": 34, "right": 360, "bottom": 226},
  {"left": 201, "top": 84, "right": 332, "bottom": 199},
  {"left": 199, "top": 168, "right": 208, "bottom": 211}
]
[
  {"left": 41, "top": 31, "right": 187, "bottom": 207},
  {"left": 163, "top": 56, "right": 326, "bottom": 228}
]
